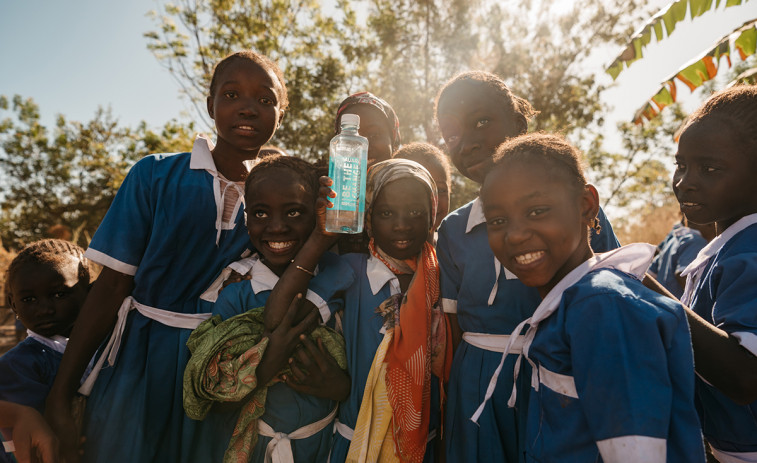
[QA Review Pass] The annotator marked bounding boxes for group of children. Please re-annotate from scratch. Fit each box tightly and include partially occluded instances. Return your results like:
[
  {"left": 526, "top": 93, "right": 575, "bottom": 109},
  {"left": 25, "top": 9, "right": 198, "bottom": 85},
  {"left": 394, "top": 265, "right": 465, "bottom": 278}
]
[{"left": 1, "top": 48, "right": 756, "bottom": 463}]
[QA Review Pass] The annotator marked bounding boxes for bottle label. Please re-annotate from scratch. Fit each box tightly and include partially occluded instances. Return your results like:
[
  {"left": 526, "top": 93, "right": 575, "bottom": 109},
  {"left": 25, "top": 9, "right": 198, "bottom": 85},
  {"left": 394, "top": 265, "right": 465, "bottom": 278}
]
[{"left": 334, "top": 156, "right": 360, "bottom": 211}]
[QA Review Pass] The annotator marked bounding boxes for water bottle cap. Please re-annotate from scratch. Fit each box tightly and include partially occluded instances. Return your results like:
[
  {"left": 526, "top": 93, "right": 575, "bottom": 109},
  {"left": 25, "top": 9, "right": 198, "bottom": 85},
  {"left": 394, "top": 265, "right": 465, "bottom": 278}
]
[{"left": 340, "top": 113, "right": 360, "bottom": 128}]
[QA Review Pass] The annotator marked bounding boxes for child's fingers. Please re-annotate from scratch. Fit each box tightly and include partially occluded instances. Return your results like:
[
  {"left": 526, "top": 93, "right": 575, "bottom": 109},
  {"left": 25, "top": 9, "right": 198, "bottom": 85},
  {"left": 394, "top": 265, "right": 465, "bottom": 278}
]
[
  {"left": 292, "top": 309, "right": 319, "bottom": 338},
  {"left": 319, "top": 176, "right": 334, "bottom": 187},
  {"left": 300, "top": 336, "right": 328, "bottom": 371},
  {"left": 288, "top": 359, "right": 309, "bottom": 383},
  {"left": 282, "top": 294, "right": 303, "bottom": 326}
]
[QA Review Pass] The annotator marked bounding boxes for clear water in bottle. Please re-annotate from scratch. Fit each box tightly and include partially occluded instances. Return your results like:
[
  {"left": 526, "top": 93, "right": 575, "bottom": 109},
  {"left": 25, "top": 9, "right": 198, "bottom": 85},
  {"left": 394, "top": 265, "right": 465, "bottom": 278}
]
[{"left": 326, "top": 113, "right": 368, "bottom": 234}]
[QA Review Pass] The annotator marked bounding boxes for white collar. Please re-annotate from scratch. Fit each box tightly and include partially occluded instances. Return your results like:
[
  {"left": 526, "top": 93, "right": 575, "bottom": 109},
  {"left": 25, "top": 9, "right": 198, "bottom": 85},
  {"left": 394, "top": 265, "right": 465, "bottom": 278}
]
[
  {"left": 26, "top": 330, "right": 68, "bottom": 355},
  {"left": 366, "top": 254, "right": 400, "bottom": 296},
  {"left": 189, "top": 134, "right": 217, "bottom": 173},
  {"left": 465, "top": 197, "right": 485, "bottom": 234},
  {"left": 680, "top": 212, "right": 757, "bottom": 305}
]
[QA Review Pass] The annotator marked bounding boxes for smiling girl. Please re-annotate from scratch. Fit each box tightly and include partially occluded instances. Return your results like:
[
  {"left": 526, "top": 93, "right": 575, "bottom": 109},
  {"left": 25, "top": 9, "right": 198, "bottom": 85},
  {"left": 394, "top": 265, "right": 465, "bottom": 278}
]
[{"left": 480, "top": 133, "right": 704, "bottom": 462}]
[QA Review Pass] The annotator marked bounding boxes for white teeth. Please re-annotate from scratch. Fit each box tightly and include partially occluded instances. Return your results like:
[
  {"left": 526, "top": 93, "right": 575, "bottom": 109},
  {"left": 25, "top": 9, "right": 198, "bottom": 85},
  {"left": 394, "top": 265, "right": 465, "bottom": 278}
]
[
  {"left": 238, "top": 125, "right": 252, "bottom": 130},
  {"left": 683, "top": 202, "right": 699, "bottom": 207},
  {"left": 268, "top": 241, "right": 294, "bottom": 250},
  {"left": 515, "top": 251, "right": 544, "bottom": 265}
]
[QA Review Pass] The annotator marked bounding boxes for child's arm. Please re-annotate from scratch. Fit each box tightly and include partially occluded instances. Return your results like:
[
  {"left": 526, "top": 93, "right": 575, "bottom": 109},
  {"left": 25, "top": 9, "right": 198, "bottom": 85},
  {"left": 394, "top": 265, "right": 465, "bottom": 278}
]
[
  {"left": 45, "top": 268, "right": 134, "bottom": 463},
  {"left": 684, "top": 308, "right": 757, "bottom": 404},
  {"left": 263, "top": 176, "right": 337, "bottom": 330},
  {"left": 284, "top": 335, "right": 350, "bottom": 402},
  {"left": 1, "top": 401, "right": 59, "bottom": 463}
]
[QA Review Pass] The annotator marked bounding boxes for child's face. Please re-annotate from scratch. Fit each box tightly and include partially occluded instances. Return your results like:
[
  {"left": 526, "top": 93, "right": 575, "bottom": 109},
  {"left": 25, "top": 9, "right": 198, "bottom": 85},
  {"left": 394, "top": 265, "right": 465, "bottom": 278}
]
[
  {"left": 343, "top": 105, "right": 393, "bottom": 166},
  {"left": 246, "top": 168, "right": 316, "bottom": 276},
  {"left": 9, "top": 258, "right": 88, "bottom": 338},
  {"left": 207, "top": 59, "right": 284, "bottom": 156},
  {"left": 371, "top": 178, "right": 431, "bottom": 259},
  {"left": 673, "top": 119, "right": 757, "bottom": 232},
  {"left": 437, "top": 82, "right": 523, "bottom": 184},
  {"left": 481, "top": 162, "right": 596, "bottom": 298}
]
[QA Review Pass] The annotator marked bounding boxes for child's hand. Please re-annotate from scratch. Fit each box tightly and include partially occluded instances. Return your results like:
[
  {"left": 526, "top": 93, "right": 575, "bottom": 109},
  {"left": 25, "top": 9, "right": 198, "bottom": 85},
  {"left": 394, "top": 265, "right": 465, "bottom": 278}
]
[
  {"left": 313, "top": 176, "right": 338, "bottom": 243},
  {"left": 5, "top": 403, "right": 60, "bottom": 463},
  {"left": 283, "top": 335, "right": 351, "bottom": 401},
  {"left": 258, "top": 294, "right": 319, "bottom": 385}
]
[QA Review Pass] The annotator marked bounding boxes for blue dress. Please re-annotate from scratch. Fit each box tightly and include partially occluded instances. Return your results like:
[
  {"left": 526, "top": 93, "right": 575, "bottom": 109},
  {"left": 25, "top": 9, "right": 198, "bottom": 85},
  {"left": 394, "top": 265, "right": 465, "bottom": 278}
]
[
  {"left": 525, "top": 269, "right": 704, "bottom": 462},
  {"left": 329, "top": 253, "right": 441, "bottom": 463},
  {"left": 205, "top": 252, "right": 354, "bottom": 463},
  {"left": 689, "top": 222, "right": 757, "bottom": 456},
  {"left": 437, "top": 197, "right": 619, "bottom": 463},
  {"left": 81, "top": 137, "right": 253, "bottom": 463},
  {"left": 648, "top": 225, "right": 707, "bottom": 299},
  {"left": 0, "top": 336, "right": 64, "bottom": 463}
]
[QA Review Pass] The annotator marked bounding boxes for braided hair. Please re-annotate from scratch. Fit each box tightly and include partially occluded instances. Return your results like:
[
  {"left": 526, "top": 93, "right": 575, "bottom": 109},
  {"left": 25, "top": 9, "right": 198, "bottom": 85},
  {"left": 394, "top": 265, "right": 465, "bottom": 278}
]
[
  {"left": 244, "top": 154, "right": 321, "bottom": 202},
  {"left": 5, "top": 239, "right": 91, "bottom": 298}
]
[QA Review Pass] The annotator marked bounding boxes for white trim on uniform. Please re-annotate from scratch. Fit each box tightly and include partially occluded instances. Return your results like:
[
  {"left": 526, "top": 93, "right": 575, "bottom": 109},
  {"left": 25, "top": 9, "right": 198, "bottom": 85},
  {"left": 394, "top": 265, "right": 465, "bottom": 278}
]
[
  {"left": 84, "top": 248, "right": 138, "bottom": 276},
  {"left": 537, "top": 364, "right": 578, "bottom": 399},
  {"left": 596, "top": 435, "right": 666, "bottom": 463},
  {"left": 441, "top": 298, "right": 457, "bottom": 314},
  {"left": 733, "top": 331, "right": 757, "bottom": 358}
]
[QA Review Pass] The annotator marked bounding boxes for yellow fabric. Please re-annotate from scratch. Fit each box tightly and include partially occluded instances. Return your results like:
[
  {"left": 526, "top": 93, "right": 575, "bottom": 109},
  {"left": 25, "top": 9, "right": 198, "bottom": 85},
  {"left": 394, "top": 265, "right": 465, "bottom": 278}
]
[{"left": 346, "top": 330, "right": 399, "bottom": 463}]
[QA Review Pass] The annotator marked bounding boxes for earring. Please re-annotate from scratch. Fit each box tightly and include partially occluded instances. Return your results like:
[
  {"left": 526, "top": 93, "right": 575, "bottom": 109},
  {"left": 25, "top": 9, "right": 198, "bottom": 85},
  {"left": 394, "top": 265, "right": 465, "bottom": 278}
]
[{"left": 592, "top": 217, "right": 602, "bottom": 235}]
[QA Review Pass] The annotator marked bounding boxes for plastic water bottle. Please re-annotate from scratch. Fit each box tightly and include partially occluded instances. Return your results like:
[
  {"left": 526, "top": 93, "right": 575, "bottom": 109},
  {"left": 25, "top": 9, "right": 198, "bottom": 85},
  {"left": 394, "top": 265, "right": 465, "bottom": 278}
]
[{"left": 326, "top": 113, "right": 368, "bottom": 234}]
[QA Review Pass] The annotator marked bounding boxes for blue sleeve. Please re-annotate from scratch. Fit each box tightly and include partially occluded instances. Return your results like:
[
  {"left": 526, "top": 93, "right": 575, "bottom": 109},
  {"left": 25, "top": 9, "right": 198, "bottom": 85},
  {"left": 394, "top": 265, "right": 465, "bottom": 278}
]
[
  {"left": 711, "top": 252, "right": 757, "bottom": 356},
  {"left": 566, "top": 294, "right": 675, "bottom": 442},
  {"left": 0, "top": 345, "right": 55, "bottom": 413},
  {"left": 85, "top": 156, "right": 155, "bottom": 275},
  {"left": 436, "top": 222, "right": 460, "bottom": 314},
  {"left": 212, "top": 281, "right": 263, "bottom": 321},
  {"left": 590, "top": 207, "right": 621, "bottom": 252},
  {"left": 674, "top": 234, "right": 707, "bottom": 275},
  {"left": 308, "top": 252, "right": 356, "bottom": 322}
]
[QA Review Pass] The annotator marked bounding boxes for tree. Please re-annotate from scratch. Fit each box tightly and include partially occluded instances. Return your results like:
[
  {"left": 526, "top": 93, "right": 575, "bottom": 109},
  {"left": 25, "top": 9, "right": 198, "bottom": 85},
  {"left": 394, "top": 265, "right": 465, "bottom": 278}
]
[{"left": 0, "top": 95, "right": 195, "bottom": 249}]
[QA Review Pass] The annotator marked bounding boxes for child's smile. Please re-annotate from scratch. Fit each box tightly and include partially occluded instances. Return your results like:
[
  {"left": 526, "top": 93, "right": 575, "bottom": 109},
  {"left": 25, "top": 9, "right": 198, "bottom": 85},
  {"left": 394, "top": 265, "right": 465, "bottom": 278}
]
[
  {"left": 482, "top": 162, "right": 594, "bottom": 297},
  {"left": 245, "top": 168, "right": 316, "bottom": 276}
]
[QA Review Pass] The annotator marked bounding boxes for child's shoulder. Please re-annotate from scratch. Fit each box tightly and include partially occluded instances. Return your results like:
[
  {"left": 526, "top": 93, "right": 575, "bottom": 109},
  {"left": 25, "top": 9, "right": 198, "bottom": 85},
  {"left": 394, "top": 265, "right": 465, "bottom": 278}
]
[
  {"left": 565, "top": 268, "right": 684, "bottom": 321},
  {"left": 0, "top": 338, "right": 61, "bottom": 378},
  {"left": 439, "top": 199, "right": 477, "bottom": 231},
  {"left": 721, "top": 222, "right": 757, "bottom": 257}
]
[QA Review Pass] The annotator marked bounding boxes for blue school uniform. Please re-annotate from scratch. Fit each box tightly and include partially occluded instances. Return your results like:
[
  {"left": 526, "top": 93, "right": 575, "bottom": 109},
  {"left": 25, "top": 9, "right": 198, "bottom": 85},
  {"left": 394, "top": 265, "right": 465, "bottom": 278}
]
[
  {"left": 648, "top": 225, "right": 707, "bottom": 299},
  {"left": 204, "top": 252, "right": 353, "bottom": 463},
  {"left": 685, "top": 217, "right": 757, "bottom": 460},
  {"left": 329, "top": 253, "right": 441, "bottom": 463},
  {"left": 0, "top": 334, "right": 66, "bottom": 463},
  {"left": 525, "top": 267, "right": 704, "bottom": 462},
  {"left": 80, "top": 136, "right": 253, "bottom": 463},
  {"left": 437, "top": 197, "right": 619, "bottom": 463}
]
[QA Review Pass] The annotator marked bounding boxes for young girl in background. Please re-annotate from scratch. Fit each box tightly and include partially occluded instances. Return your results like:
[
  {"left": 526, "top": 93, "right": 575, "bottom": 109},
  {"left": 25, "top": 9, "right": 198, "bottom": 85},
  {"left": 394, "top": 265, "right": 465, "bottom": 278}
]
[
  {"left": 333, "top": 92, "right": 402, "bottom": 255},
  {"left": 328, "top": 159, "right": 452, "bottom": 463},
  {"left": 184, "top": 154, "right": 353, "bottom": 463},
  {"left": 480, "top": 133, "right": 704, "bottom": 462},
  {"left": 394, "top": 142, "right": 452, "bottom": 232},
  {"left": 334, "top": 92, "right": 401, "bottom": 167},
  {"left": 1, "top": 240, "right": 90, "bottom": 463},
  {"left": 433, "top": 71, "right": 620, "bottom": 462},
  {"left": 673, "top": 86, "right": 757, "bottom": 463},
  {"left": 45, "top": 50, "right": 287, "bottom": 463}
]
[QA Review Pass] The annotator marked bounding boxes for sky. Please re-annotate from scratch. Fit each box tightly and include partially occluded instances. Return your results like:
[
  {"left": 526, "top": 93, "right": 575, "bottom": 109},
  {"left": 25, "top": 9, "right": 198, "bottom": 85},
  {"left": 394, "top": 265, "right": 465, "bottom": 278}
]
[{"left": 1, "top": 0, "right": 756, "bottom": 144}]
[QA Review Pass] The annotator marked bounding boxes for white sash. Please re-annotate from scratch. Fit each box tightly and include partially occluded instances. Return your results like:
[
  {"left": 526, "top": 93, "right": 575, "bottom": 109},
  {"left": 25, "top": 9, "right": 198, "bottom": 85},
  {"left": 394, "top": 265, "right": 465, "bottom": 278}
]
[
  {"left": 78, "top": 296, "right": 211, "bottom": 396},
  {"left": 463, "top": 333, "right": 524, "bottom": 354},
  {"left": 710, "top": 447, "right": 757, "bottom": 463},
  {"left": 257, "top": 405, "right": 338, "bottom": 463},
  {"left": 471, "top": 243, "right": 655, "bottom": 423},
  {"left": 680, "top": 213, "right": 757, "bottom": 306}
]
